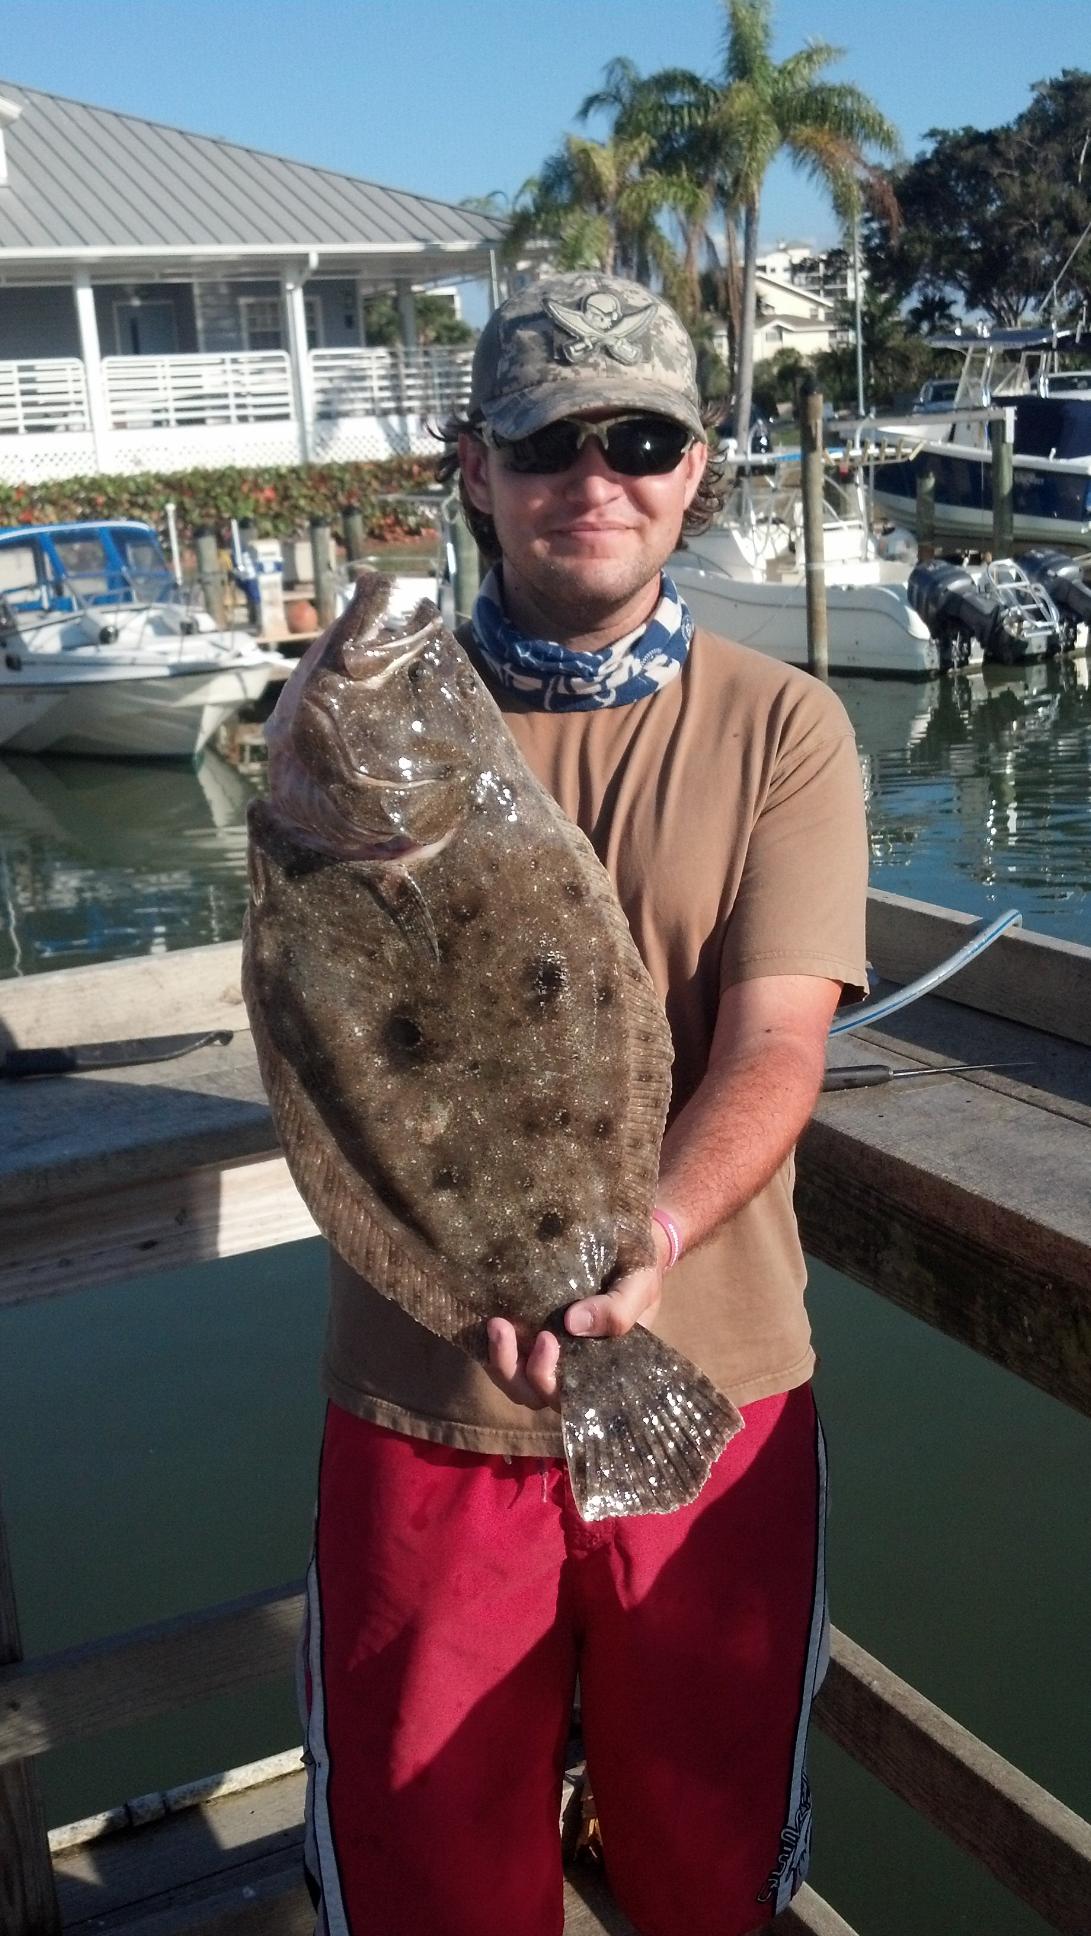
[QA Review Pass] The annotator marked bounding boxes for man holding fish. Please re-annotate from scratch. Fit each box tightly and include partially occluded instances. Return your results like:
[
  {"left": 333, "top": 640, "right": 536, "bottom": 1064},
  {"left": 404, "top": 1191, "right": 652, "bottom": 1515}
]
[{"left": 245, "top": 273, "right": 868, "bottom": 1935}]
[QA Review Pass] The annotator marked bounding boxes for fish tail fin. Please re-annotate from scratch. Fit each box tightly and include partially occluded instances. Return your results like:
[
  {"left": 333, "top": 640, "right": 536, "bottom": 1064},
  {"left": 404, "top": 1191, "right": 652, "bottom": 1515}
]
[{"left": 558, "top": 1328, "right": 744, "bottom": 1522}]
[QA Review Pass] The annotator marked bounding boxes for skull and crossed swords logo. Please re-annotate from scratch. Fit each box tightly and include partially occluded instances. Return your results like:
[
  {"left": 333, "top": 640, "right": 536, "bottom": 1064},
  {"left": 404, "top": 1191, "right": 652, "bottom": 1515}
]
[{"left": 543, "top": 289, "right": 657, "bottom": 366}]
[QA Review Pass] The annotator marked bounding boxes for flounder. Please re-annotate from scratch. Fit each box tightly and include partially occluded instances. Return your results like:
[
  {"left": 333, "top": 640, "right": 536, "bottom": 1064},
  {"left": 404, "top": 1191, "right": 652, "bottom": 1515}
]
[{"left": 242, "top": 573, "right": 742, "bottom": 1519}]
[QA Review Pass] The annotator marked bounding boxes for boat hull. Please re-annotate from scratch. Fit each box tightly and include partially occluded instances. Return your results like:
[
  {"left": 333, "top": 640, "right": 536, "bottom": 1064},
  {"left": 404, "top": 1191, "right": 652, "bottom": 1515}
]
[
  {"left": 671, "top": 559, "right": 952, "bottom": 678},
  {"left": 0, "top": 662, "right": 272, "bottom": 759},
  {"left": 871, "top": 450, "right": 1091, "bottom": 553}
]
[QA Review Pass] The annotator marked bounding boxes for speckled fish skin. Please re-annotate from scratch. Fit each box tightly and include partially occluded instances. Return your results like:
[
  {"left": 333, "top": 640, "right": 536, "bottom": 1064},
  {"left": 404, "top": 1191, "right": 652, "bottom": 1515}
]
[{"left": 243, "top": 573, "right": 742, "bottom": 1518}]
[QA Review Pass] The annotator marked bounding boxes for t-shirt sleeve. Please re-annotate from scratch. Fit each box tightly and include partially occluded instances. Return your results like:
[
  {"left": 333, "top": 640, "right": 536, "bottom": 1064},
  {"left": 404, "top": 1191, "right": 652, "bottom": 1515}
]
[{"left": 719, "top": 692, "right": 869, "bottom": 1000}]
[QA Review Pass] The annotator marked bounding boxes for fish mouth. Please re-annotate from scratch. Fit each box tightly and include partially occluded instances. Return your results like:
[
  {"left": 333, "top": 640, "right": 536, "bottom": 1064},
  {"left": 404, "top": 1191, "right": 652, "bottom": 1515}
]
[{"left": 304, "top": 688, "right": 456, "bottom": 795}]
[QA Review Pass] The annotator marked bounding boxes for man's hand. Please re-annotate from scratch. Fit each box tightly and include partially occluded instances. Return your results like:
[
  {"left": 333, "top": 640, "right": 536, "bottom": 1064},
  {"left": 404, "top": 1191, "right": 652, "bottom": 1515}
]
[{"left": 485, "top": 1225, "right": 671, "bottom": 1412}]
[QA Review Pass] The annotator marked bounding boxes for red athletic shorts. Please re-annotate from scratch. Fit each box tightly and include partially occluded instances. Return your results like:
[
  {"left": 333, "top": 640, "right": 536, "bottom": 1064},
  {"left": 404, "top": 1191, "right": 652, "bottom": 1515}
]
[{"left": 301, "top": 1385, "right": 828, "bottom": 1936}]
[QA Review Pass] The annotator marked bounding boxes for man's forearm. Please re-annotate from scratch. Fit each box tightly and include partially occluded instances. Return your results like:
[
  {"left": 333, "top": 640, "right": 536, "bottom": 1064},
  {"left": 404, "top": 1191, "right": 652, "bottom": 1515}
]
[{"left": 655, "top": 1036, "right": 826, "bottom": 1256}]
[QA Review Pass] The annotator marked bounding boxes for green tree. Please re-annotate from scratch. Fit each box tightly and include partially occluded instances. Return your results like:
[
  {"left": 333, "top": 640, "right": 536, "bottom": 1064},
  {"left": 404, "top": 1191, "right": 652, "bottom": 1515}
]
[
  {"left": 866, "top": 71, "right": 1091, "bottom": 326},
  {"left": 623, "top": 2, "right": 898, "bottom": 450},
  {"left": 502, "top": 129, "right": 688, "bottom": 284},
  {"left": 361, "top": 293, "right": 475, "bottom": 348}
]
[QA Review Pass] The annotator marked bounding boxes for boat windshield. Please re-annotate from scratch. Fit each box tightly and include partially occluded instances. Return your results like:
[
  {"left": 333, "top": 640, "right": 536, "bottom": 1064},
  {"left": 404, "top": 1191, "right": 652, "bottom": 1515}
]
[
  {"left": 114, "top": 530, "right": 175, "bottom": 602},
  {"left": 53, "top": 535, "right": 112, "bottom": 598}
]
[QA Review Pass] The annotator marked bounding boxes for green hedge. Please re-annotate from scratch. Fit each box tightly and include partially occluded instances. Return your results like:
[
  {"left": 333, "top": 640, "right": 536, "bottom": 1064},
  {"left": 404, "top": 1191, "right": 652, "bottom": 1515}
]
[{"left": 0, "top": 456, "right": 445, "bottom": 547}]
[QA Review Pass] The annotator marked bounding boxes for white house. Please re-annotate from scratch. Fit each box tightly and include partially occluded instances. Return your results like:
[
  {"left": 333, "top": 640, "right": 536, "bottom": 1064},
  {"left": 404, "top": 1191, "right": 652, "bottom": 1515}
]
[
  {"left": 0, "top": 82, "right": 506, "bottom": 481},
  {"left": 712, "top": 242, "right": 857, "bottom": 367}
]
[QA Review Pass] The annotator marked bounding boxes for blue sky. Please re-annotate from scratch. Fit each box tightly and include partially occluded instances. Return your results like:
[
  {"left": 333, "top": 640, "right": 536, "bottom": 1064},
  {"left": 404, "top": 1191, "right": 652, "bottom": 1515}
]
[{"left": 2, "top": 0, "right": 1089, "bottom": 268}]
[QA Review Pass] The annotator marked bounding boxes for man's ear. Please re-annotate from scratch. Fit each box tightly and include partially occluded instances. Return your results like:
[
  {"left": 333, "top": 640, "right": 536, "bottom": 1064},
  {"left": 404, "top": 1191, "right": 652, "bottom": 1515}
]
[
  {"left": 681, "top": 439, "right": 708, "bottom": 512},
  {"left": 458, "top": 432, "right": 492, "bottom": 515}
]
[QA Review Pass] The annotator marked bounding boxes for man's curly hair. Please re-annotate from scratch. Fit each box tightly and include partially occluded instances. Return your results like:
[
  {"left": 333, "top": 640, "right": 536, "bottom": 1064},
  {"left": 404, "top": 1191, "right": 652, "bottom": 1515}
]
[{"left": 433, "top": 403, "right": 728, "bottom": 566}]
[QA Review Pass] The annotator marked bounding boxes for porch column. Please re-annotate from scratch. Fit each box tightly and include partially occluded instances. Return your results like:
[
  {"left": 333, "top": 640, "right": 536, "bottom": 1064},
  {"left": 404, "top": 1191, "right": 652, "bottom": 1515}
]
[
  {"left": 395, "top": 279, "right": 419, "bottom": 423},
  {"left": 281, "top": 265, "right": 315, "bottom": 463},
  {"left": 72, "top": 268, "right": 110, "bottom": 469},
  {"left": 395, "top": 279, "right": 418, "bottom": 349}
]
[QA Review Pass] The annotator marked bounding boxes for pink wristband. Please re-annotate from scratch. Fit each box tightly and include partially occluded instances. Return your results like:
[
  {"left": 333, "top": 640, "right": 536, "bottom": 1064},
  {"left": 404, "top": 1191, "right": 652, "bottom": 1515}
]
[{"left": 651, "top": 1208, "right": 683, "bottom": 1271}]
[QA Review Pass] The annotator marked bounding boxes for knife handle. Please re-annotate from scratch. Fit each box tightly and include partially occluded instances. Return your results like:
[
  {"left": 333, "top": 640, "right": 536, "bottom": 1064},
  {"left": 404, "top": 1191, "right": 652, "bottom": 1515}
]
[{"left": 1, "top": 1048, "right": 78, "bottom": 1078}]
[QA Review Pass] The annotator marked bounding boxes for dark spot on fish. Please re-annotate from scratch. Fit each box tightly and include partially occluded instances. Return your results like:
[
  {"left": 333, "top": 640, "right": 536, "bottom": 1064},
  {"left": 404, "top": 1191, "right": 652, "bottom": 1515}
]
[
  {"left": 554, "top": 1108, "right": 571, "bottom": 1129},
  {"left": 595, "top": 981, "right": 615, "bottom": 1007},
  {"left": 537, "top": 1210, "right": 566, "bottom": 1240},
  {"left": 433, "top": 1165, "right": 466, "bottom": 1192},
  {"left": 563, "top": 880, "right": 585, "bottom": 901},
  {"left": 451, "top": 894, "right": 484, "bottom": 924},
  {"left": 595, "top": 1115, "right": 615, "bottom": 1139},
  {"left": 383, "top": 1013, "right": 426, "bottom": 1065},
  {"left": 467, "top": 1058, "right": 481, "bottom": 1076},
  {"left": 528, "top": 954, "right": 567, "bottom": 1005}
]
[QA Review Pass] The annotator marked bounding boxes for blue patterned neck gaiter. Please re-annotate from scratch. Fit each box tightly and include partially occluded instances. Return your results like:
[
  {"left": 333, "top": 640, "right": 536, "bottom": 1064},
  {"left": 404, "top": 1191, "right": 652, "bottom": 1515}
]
[{"left": 470, "top": 566, "right": 694, "bottom": 713}]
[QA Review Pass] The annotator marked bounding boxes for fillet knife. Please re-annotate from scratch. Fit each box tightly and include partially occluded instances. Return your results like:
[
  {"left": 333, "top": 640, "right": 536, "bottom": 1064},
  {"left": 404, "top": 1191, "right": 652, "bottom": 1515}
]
[{"left": 0, "top": 1029, "right": 234, "bottom": 1078}]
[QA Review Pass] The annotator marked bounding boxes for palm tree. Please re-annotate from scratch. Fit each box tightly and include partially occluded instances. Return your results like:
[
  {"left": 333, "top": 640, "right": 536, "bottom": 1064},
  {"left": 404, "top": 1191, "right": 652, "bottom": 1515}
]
[
  {"left": 708, "top": 0, "right": 899, "bottom": 446},
  {"left": 591, "top": 5, "right": 899, "bottom": 445},
  {"left": 503, "top": 130, "right": 686, "bottom": 285}
]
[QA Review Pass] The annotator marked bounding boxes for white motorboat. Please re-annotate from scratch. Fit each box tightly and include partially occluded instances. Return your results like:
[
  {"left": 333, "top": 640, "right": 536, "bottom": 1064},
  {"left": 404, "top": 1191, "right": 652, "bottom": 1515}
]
[
  {"left": 672, "top": 458, "right": 1089, "bottom": 677},
  {"left": 670, "top": 463, "right": 982, "bottom": 678},
  {"left": 0, "top": 519, "right": 274, "bottom": 759}
]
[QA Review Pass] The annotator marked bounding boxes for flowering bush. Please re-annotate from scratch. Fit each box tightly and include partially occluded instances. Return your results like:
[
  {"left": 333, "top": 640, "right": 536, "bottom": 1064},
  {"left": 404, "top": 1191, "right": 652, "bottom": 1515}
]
[{"left": 0, "top": 456, "right": 443, "bottom": 545}]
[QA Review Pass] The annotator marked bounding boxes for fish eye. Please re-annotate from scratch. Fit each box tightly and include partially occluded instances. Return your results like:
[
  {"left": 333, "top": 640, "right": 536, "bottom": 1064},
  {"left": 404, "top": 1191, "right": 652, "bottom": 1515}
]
[{"left": 407, "top": 659, "right": 432, "bottom": 690}]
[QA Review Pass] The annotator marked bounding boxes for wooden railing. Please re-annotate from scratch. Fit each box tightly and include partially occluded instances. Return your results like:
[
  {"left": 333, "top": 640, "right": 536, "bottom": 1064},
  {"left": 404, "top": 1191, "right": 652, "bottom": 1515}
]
[{"left": 1, "top": 889, "right": 1089, "bottom": 1934}]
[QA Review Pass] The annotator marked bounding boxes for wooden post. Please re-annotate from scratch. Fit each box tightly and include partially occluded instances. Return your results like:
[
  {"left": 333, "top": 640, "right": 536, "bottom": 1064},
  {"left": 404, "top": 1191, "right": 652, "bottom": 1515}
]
[
  {"left": 916, "top": 458, "right": 937, "bottom": 564},
  {"left": 450, "top": 508, "right": 480, "bottom": 626},
  {"left": 342, "top": 505, "right": 366, "bottom": 580},
  {"left": 194, "top": 525, "right": 225, "bottom": 627},
  {"left": 0, "top": 1489, "right": 62, "bottom": 1935},
  {"left": 799, "top": 376, "right": 829, "bottom": 682},
  {"left": 310, "top": 517, "right": 336, "bottom": 627},
  {"left": 990, "top": 408, "right": 1015, "bottom": 559}
]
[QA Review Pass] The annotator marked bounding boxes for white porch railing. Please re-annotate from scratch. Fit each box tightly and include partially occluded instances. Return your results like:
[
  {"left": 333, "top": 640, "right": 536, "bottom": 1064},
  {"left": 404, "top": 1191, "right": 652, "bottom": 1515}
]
[
  {"left": 311, "top": 346, "right": 474, "bottom": 420},
  {"left": 0, "top": 359, "right": 90, "bottom": 435},
  {"left": 0, "top": 349, "right": 474, "bottom": 480},
  {"left": 102, "top": 352, "right": 295, "bottom": 430}
]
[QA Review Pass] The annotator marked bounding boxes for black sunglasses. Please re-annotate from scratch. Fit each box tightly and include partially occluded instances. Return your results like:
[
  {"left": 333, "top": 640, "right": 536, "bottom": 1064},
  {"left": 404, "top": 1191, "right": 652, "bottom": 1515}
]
[{"left": 486, "top": 413, "right": 694, "bottom": 478}]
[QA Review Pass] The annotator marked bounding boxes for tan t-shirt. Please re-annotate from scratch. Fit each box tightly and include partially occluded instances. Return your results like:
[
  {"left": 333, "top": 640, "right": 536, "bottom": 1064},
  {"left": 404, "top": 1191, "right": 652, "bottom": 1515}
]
[{"left": 322, "top": 625, "right": 869, "bottom": 1452}]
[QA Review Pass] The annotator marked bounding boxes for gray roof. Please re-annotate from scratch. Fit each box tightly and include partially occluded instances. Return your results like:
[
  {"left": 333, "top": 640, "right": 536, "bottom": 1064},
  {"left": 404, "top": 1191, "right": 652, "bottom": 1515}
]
[{"left": 0, "top": 81, "right": 504, "bottom": 271}]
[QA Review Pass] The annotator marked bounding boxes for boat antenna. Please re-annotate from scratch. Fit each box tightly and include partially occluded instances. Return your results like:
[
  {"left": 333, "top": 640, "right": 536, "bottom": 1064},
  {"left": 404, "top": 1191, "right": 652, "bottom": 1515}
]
[{"left": 1043, "top": 211, "right": 1091, "bottom": 324}]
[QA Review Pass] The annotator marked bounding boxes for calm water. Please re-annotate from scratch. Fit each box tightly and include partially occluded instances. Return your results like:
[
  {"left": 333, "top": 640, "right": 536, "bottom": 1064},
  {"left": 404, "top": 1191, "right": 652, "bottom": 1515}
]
[{"left": 0, "top": 663, "right": 1088, "bottom": 1935}]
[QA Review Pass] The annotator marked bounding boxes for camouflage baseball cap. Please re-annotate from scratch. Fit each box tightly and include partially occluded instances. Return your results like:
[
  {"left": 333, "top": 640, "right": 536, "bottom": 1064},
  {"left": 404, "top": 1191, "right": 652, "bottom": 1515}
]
[{"left": 469, "top": 272, "right": 706, "bottom": 443}]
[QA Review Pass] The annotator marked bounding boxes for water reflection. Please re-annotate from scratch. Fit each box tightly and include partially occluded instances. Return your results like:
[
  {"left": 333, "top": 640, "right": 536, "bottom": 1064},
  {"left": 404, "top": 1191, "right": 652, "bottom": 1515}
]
[
  {"left": 0, "top": 658, "right": 1088, "bottom": 981},
  {"left": 0, "top": 751, "right": 261, "bottom": 977},
  {"left": 835, "top": 658, "right": 1091, "bottom": 944}
]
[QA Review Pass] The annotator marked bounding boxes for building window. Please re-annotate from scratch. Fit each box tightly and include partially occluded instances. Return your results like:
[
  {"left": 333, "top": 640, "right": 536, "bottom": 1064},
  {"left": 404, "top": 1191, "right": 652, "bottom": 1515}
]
[
  {"left": 112, "top": 299, "right": 178, "bottom": 356},
  {"left": 239, "top": 295, "right": 323, "bottom": 352}
]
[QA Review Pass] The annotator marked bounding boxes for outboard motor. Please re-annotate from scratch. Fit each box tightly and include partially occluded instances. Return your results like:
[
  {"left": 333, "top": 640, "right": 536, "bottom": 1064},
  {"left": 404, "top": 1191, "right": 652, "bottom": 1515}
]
[
  {"left": 908, "top": 560, "right": 1061, "bottom": 665},
  {"left": 1020, "top": 549, "right": 1091, "bottom": 652},
  {"left": 907, "top": 562, "right": 1005, "bottom": 668}
]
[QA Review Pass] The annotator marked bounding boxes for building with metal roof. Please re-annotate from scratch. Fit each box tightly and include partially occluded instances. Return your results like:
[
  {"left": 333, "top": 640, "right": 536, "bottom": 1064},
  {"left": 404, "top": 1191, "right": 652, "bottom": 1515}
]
[{"left": 0, "top": 81, "right": 505, "bottom": 479}]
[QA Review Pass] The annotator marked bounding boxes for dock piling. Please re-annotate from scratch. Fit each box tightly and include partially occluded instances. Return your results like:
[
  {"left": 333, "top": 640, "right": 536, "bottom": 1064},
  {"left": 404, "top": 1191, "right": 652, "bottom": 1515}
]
[
  {"left": 800, "top": 376, "right": 829, "bottom": 682},
  {"left": 342, "top": 505, "right": 366, "bottom": 581},
  {"left": 990, "top": 408, "right": 1015, "bottom": 559},
  {"left": 309, "top": 516, "right": 337, "bottom": 627},
  {"left": 450, "top": 508, "right": 481, "bottom": 625},
  {"left": 1, "top": 1488, "right": 62, "bottom": 1933},
  {"left": 193, "top": 526, "right": 226, "bottom": 629},
  {"left": 916, "top": 459, "right": 937, "bottom": 563}
]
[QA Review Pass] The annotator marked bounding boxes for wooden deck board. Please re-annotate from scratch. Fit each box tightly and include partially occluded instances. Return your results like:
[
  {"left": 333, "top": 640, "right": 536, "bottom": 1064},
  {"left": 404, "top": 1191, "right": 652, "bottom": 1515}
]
[{"left": 52, "top": 1767, "right": 848, "bottom": 1935}]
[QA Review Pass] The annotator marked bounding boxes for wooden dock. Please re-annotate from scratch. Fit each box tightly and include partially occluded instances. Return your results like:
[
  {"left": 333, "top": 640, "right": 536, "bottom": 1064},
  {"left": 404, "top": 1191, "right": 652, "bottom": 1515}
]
[{"left": 1, "top": 888, "right": 1089, "bottom": 1934}]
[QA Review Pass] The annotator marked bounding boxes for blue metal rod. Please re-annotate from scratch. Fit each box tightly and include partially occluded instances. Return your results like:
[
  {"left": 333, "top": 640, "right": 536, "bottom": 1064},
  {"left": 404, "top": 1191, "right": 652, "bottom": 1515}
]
[{"left": 830, "top": 908, "right": 1024, "bottom": 1036}]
